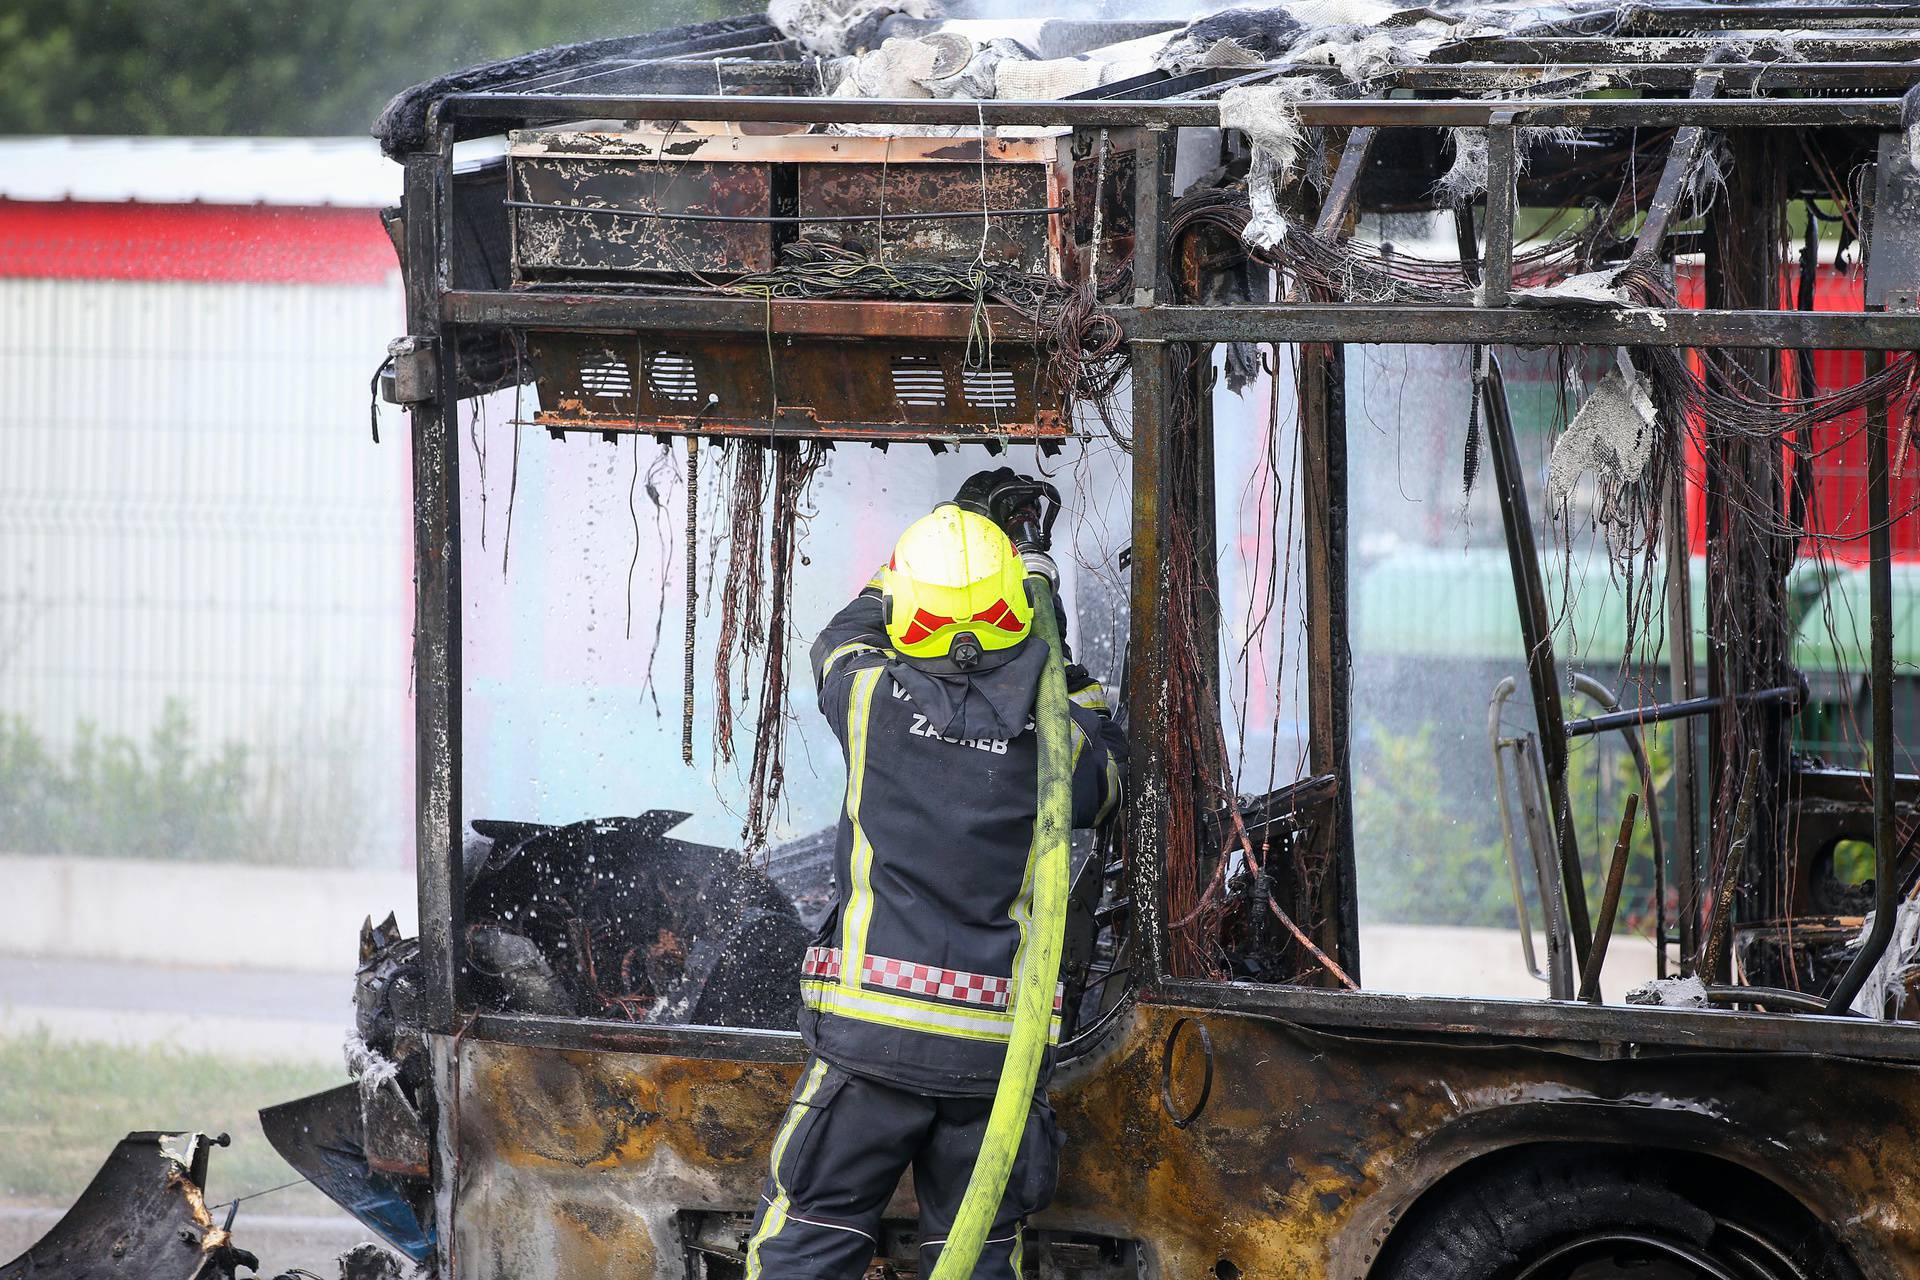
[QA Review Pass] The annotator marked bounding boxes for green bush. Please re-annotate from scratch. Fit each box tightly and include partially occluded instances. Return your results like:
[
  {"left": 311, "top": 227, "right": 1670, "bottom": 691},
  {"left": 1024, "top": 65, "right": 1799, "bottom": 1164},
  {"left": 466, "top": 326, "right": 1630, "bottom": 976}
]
[
  {"left": 1353, "top": 723, "right": 1512, "bottom": 926},
  {"left": 0, "top": 700, "right": 256, "bottom": 861},
  {"left": 1354, "top": 718, "right": 1674, "bottom": 930}
]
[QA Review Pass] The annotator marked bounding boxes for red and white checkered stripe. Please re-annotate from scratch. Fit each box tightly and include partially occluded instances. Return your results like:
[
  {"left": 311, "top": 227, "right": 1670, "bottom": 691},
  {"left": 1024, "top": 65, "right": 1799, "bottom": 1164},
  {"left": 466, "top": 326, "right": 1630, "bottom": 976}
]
[
  {"left": 802, "top": 946, "right": 842, "bottom": 980},
  {"left": 803, "top": 947, "right": 1062, "bottom": 1012}
]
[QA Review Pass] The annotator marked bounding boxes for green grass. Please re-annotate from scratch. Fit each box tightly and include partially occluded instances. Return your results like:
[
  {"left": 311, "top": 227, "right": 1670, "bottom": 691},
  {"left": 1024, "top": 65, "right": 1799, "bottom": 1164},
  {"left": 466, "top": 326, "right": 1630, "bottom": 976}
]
[{"left": 0, "top": 1028, "right": 347, "bottom": 1217}]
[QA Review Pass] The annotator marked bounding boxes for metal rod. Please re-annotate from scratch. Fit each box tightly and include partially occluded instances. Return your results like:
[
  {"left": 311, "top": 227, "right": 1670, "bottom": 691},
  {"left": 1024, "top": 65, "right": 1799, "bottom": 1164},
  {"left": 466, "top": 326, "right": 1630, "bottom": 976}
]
[
  {"left": 438, "top": 90, "right": 1913, "bottom": 131},
  {"left": 1133, "top": 129, "right": 1174, "bottom": 307},
  {"left": 1701, "top": 985, "right": 1858, "bottom": 1015},
  {"left": 1570, "top": 673, "right": 1667, "bottom": 983},
  {"left": 1300, "top": 123, "right": 1366, "bottom": 981},
  {"left": 1428, "top": 35, "right": 1920, "bottom": 66},
  {"left": 1380, "top": 62, "right": 1920, "bottom": 91},
  {"left": 1514, "top": 735, "right": 1575, "bottom": 998},
  {"left": 1113, "top": 303, "right": 1920, "bottom": 349},
  {"left": 1827, "top": 348, "right": 1900, "bottom": 1014},
  {"left": 1489, "top": 678, "right": 1548, "bottom": 984},
  {"left": 1301, "top": 338, "right": 1360, "bottom": 982},
  {"left": 1629, "top": 72, "right": 1724, "bottom": 266},
  {"left": 445, "top": 292, "right": 1041, "bottom": 339},
  {"left": 1564, "top": 685, "right": 1802, "bottom": 738},
  {"left": 502, "top": 199, "right": 1068, "bottom": 225},
  {"left": 1666, "top": 467, "right": 1701, "bottom": 973},
  {"left": 1312, "top": 126, "right": 1377, "bottom": 238},
  {"left": 1578, "top": 792, "right": 1640, "bottom": 1004}
]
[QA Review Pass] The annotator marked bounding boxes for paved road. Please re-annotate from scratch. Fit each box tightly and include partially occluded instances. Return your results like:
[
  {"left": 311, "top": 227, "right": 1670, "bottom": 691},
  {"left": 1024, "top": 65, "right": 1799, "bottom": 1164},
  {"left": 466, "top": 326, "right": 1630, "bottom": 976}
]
[
  {"left": 0, "top": 1205, "right": 375, "bottom": 1279},
  {"left": 0, "top": 956, "right": 353, "bottom": 1059}
]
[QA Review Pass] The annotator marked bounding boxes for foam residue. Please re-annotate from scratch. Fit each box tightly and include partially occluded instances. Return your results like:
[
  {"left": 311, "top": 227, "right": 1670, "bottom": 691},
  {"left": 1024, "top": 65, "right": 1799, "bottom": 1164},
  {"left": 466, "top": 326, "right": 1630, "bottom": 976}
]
[{"left": 1219, "top": 81, "right": 1318, "bottom": 250}]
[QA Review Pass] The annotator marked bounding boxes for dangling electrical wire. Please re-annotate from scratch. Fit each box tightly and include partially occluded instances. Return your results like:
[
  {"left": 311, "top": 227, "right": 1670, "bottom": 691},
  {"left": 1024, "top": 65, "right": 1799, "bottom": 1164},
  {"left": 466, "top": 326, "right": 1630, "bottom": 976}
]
[{"left": 682, "top": 435, "right": 699, "bottom": 766}]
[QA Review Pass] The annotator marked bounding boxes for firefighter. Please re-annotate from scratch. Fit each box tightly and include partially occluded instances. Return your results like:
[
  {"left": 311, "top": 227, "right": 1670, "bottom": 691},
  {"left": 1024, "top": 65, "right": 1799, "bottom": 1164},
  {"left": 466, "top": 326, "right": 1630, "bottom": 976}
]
[{"left": 743, "top": 474, "right": 1127, "bottom": 1280}]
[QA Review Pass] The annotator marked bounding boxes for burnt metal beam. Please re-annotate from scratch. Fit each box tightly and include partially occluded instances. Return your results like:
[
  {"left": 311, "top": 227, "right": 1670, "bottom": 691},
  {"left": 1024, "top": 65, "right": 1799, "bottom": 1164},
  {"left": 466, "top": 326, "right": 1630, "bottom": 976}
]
[
  {"left": 1667, "top": 465, "right": 1701, "bottom": 973},
  {"left": 447, "top": 290, "right": 1920, "bottom": 351},
  {"left": 442, "top": 291, "right": 1042, "bottom": 341},
  {"left": 1126, "top": 341, "right": 1174, "bottom": 985},
  {"left": 459, "top": 981, "right": 1920, "bottom": 1064},
  {"left": 1300, "top": 123, "right": 1369, "bottom": 981},
  {"left": 406, "top": 149, "right": 461, "bottom": 1035},
  {"left": 1618, "top": 4, "right": 1920, "bottom": 30},
  {"left": 1115, "top": 304, "right": 1920, "bottom": 349},
  {"left": 1428, "top": 36, "right": 1920, "bottom": 65},
  {"left": 1629, "top": 71, "right": 1724, "bottom": 266},
  {"left": 1701, "top": 128, "right": 1791, "bottom": 980},
  {"left": 1152, "top": 977, "right": 1920, "bottom": 1061},
  {"left": 1481, "top": 117, "right": 1518, "bottom": 306},
  {"left": 1565, "top": 685, "right": 1802, "bottom": 739},
  {"left": 1826, "top": 350, "right": 1899, "bottom": 1014},
  {"left": 1381, "top": 62, "right": 1920, "bottom": 91},
  {"left": 1482, "top": 350, "right": 1592, "bottom": 967},
  {"left": 1312, "top": 127, "right": 1377, "bottom": 238},
  {"left": 1300, "top": 341, "right": 1359, "bottom": 982},
  {"left": 438, "top": 91, "right": 1912, "bottom": 131},
  {"left": 1578, "top": 793, "right": 1640, "bottom": 1004}
]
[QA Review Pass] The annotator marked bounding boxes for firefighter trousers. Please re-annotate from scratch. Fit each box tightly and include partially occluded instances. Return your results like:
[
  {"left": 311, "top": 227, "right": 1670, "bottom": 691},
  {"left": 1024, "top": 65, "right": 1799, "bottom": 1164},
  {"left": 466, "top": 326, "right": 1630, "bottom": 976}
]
[{"left": 743, "top": 1056, "right": 1063, "bottom": 1280}]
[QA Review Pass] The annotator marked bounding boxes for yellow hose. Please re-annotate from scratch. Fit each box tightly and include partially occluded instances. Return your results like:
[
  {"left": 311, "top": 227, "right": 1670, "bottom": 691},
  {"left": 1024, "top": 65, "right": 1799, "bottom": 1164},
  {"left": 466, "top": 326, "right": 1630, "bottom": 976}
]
[{"left": 929, "top": 574, "right": 1073, "bottom": 1280}]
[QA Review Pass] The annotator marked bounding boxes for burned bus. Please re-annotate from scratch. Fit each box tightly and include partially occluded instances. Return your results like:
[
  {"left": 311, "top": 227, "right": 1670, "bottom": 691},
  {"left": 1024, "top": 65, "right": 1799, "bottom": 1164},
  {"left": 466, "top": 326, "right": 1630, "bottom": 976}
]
[{"left": 16, "top": 2, "right": 1920, "bottom": 1279}]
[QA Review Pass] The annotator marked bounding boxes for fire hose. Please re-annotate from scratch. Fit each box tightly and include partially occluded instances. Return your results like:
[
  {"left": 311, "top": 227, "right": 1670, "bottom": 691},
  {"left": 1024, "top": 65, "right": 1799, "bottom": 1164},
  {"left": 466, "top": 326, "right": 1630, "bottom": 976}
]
[{"left": 931, "top": 478, "right": 1072, "bottom": 1280}]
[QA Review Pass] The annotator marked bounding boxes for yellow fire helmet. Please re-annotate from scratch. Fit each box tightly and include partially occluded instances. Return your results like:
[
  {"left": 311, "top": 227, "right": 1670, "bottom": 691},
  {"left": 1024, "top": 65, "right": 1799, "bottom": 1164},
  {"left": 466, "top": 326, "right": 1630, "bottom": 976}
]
[{"left": 881, "top": 504, "right": 1035, "bottom": 671}]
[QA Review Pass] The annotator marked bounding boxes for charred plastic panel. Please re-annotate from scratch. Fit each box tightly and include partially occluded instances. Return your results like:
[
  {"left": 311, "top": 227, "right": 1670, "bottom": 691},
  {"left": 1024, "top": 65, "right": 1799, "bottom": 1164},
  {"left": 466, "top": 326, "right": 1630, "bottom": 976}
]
[
  {"left": 444, "top": 1002, "right": 1920, "bottom": 1280},
  {"left": 0, "top": 1133, "right": 256, "bottom": 1280},
  {"left": 527, "top": 330, "right": 1061, "bottom": 440}
]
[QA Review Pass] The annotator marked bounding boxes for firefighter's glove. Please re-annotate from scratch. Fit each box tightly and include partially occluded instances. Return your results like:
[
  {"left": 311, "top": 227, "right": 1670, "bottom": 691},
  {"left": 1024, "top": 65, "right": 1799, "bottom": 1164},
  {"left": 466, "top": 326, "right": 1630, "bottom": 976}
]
[{"left": 953, "top": 467, "right": 1025, "bottom": 518}]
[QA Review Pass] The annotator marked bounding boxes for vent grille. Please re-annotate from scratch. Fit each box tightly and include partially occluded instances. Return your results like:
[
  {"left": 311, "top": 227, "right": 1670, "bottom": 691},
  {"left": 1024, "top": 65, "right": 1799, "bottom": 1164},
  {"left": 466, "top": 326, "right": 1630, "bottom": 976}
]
[
  {"left": 961, "top": 366, "right": 1017, "bottom": 410},
  {"left": 890, "top": 355, "right": 947, "bottom": 408},
  {"left": 579, "top": 350, "right": 634, "bottom": 398},
  {"left": 646, "top": 350, "right": 700, "bottom": 402}
]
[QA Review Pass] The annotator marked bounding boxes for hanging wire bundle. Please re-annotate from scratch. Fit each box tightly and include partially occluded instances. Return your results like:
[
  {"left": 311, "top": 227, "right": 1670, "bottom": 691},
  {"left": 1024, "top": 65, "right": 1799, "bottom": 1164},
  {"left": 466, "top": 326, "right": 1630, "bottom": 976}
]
[
  {"left": 712, "top": 442, "right": 769, "bottom": 762},
  {"left": 696, "top": 438, "right": 828, "bottom": 855},
  {"left": 706, "top": 239, "right": 1128, "bottom": 415}
]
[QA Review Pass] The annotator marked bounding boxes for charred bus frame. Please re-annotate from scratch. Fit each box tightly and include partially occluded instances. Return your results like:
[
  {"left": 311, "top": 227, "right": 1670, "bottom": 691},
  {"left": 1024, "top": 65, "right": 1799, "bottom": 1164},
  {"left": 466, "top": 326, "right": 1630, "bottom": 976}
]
[{"left": 384, "top": 19, "right": 1920, "bottom": 1277}]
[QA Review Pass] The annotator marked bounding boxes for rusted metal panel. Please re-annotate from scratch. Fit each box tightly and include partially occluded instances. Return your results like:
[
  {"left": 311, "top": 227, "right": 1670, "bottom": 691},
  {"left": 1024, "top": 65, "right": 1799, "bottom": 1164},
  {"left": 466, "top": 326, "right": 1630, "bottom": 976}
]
[
  {"left": 524, "top": 329, "right": 1066, "bottom": 441},
  {"left": 510, "top": 156, "right": 774, "bottom": 278},
  {"left": 445, "top": 1001, "right": 1920, "bottom": 1280},
  {"left": 797, "top": 159, "right": 1056, "bottom": 273},
  {"left": 506, "top": 128, "right": 1073, "bottom": 283}
]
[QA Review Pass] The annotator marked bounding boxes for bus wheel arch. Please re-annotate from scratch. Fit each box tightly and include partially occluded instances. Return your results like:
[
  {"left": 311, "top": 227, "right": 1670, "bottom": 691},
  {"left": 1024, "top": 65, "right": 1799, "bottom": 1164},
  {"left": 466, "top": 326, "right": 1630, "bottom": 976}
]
[{"left": 1365, "top": 1141, "right": 1861, "bottom": 1280}]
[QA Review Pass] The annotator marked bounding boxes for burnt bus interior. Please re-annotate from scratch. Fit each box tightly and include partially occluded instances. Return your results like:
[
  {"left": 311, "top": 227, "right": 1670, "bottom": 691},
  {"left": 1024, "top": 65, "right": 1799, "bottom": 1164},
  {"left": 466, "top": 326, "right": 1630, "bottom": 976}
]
[
  {"left": 22, "top": 4, "right": 1920, "bottom": 1280},
  {"left": 370, "top": 1, "right": 1920, "bottom": 1036}
]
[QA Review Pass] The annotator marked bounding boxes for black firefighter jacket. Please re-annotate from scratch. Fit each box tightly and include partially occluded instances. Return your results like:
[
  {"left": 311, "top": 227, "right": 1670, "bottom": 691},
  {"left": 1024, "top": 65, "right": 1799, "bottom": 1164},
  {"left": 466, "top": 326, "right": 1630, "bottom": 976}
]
[{"left": 798, "top": 585, "right": 1127, "bottom": 1096}]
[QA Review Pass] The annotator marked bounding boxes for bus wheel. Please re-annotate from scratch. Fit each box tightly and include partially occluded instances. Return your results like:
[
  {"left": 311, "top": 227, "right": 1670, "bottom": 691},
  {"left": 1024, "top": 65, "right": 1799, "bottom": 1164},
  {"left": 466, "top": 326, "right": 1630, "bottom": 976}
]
[{"left": 1370, "top": 1148, "right": 1838, "bottom": 1280}]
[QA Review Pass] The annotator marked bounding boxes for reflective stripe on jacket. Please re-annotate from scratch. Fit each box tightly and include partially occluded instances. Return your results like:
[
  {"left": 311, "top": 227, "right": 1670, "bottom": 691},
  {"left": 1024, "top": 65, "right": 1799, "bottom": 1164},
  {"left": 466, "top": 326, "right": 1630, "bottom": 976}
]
[{"left": 801, "top": 588, "right": 1126, "bottom": 1095}]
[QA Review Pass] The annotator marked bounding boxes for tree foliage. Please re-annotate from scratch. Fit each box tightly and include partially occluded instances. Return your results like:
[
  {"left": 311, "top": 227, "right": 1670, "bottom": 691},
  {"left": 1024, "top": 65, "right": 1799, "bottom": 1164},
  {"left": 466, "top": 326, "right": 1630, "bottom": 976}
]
[{"left": 0, "top": 0, "right": 747, "bottom": 137}]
